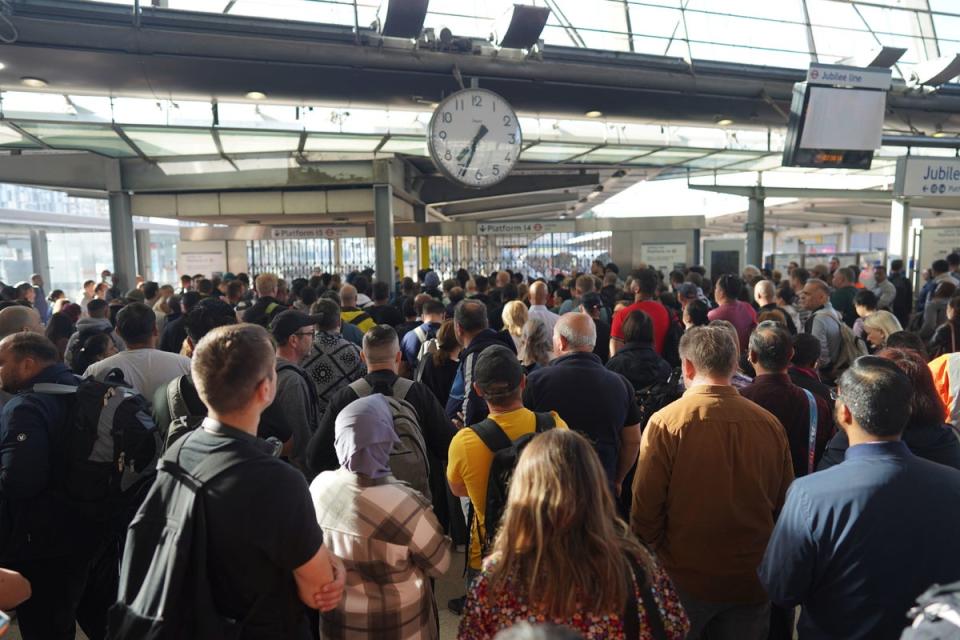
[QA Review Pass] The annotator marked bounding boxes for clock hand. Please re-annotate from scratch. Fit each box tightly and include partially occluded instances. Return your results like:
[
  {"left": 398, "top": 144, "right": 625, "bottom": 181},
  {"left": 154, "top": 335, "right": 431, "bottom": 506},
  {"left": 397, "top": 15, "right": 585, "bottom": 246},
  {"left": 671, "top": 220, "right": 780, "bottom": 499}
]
[{"left": 456, "top": 125, "right": 490, "bottom": 165}]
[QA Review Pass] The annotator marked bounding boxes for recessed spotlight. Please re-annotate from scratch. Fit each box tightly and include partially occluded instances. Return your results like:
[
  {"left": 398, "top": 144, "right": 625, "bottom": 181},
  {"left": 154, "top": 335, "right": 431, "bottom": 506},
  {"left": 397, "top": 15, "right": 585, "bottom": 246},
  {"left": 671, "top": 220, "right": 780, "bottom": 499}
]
[
  {"left": 20, "top": 77, "right": 48, "bottom": 88},
  {"left": 933, "top": 125, "right": 948, "bottom": 138},
  {"left": 245, "top": 91, "right": 267, "bottom": 100},
  {"left": 585, "top": 110, "right": 603, "bottom": 119},
  {"left": 715, "top": 117, "right": 734, "bottom": 126},
  {"left": 0, "top": 63, "right": 6, "bottom": 71}
]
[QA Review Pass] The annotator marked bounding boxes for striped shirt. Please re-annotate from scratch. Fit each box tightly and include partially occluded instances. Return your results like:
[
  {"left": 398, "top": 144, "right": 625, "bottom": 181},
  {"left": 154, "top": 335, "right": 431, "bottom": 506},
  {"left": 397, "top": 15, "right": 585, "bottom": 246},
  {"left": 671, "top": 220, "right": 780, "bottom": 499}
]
[{"left": 311, "top": 469, "right": 452, "bottom": 639}]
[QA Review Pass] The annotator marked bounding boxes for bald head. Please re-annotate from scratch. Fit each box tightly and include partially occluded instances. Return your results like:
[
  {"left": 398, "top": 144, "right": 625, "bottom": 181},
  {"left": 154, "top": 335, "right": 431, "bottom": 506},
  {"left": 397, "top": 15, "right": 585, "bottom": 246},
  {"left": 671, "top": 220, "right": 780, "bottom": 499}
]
[
  {"left": 554, "top": 312, "right": 596, "bottom": 355},
  {"left": 340, "top": 284, "right": 358, "bottom": 308},
  {"left": 754, "top": 280, "right": 775, "bottom": 306},
  {"left": 0, "top": 306, "right": 42, "bottom": 340},
  {"left": 530, "top": 281, "right": 548, "bottom": 306}
]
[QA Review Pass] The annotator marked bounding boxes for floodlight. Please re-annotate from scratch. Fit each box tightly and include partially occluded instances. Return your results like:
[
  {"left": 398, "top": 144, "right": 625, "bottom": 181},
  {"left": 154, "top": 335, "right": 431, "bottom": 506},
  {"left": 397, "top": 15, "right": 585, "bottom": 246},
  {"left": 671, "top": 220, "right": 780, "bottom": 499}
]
[
  {"left": 379, "top": 0, "right": 430, "bottom": 39},
  {"left": 910, "top": 54, "right": 960, "bottom": 88},
  {"left": 495, "top": 5, "right": 551, "bottom": 50}
]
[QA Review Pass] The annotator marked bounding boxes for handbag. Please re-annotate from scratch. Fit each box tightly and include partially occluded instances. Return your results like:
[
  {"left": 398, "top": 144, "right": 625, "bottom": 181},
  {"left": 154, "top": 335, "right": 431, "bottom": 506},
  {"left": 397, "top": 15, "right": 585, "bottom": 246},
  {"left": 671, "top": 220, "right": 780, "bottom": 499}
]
[{"left": 623, "top": 553, "right": 667, "bottom": 640}]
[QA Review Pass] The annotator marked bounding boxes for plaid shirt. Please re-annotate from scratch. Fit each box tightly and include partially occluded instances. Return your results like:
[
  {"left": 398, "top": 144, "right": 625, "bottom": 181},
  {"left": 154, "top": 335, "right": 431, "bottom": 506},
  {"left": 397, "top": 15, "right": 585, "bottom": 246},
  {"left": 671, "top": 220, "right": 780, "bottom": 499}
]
[
  {"left": 303, "top": 331, "right": 366, "bottom": 419},
  {"left": 311, "top": 469, "right": 452, "bottom": 640}
]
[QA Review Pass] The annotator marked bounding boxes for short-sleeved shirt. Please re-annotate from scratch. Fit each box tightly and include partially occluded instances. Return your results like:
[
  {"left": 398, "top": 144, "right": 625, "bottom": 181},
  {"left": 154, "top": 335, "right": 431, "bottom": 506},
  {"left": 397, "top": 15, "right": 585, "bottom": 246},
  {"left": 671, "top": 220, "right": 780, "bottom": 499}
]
[
  {"left": 523, "top": 352, "right": 641, "bottom": 487},
  {"left": 707, "top": 301, "right": 758, "bottom": 353},
  {"left": 177, "top": 421, "right": 324, "bottom": 638},
  {"left": 611, "top": 300, "right": 671, "bottom": 354},
  {"left": 447, "top": 408, "right": 567, "bottom": 570},
  {"left": 84, "top": 348, "right": 191, "bottom": 401}
]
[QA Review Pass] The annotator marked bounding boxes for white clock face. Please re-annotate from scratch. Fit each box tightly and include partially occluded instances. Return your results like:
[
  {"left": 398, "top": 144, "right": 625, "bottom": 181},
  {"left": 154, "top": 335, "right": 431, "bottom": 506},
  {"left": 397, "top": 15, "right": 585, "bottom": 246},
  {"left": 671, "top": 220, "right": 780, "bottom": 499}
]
[{"left": 427, "top": 89, "right": 522, "bottom": 189}]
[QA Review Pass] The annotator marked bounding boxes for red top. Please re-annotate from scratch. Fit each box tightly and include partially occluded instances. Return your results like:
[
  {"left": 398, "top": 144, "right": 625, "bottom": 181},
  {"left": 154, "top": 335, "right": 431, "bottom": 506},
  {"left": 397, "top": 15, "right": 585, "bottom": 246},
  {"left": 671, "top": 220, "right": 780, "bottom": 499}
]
[
  {"left": 707, "top": 301, "right": 757, "bottom": 353},
  {"left": 611, "top": 300, "right": 671, "bottom": 354}
]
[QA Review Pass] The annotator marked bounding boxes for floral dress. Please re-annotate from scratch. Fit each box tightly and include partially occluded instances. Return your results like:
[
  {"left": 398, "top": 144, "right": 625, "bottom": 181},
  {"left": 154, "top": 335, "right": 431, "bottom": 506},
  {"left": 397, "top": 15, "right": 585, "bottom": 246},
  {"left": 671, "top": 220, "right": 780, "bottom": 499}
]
[{"left": 458, "top": 551, "right": 689, "bottom": 640}]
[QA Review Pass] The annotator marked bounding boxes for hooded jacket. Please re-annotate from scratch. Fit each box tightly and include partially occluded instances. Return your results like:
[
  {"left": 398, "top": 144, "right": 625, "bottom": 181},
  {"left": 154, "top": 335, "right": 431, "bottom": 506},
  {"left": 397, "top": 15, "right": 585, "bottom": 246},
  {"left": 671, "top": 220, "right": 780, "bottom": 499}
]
[
  {"left": 63, "top": 317, "right": 125, "bottom": 371},
  {"left": 444, "top": 328, "right": 517, "bottom": 425},
  {"left": 605, "top": 341, "right": 672, "bottom": 392}
]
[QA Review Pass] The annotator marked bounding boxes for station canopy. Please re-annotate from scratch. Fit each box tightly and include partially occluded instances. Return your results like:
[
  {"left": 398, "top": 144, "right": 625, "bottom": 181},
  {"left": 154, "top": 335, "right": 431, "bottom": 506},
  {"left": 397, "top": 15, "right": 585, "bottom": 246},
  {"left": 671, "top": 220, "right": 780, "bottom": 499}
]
[{"left": 4, "top": 0, "right": 960, "bottom": 226}]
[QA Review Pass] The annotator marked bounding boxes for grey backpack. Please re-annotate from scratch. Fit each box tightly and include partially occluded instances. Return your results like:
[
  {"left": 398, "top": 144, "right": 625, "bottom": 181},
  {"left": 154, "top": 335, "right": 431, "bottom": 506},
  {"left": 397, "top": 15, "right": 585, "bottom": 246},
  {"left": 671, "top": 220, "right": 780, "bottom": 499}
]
[{"left": 348, "top": 377, "right": 431, "bottom": 500}]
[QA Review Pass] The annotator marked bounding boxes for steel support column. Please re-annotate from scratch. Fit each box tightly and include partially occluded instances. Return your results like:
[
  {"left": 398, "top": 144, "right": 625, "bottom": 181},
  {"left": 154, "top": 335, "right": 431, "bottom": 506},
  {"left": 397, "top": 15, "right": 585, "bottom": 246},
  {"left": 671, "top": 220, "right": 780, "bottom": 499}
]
[
  {"left": 29, "top": 230, "right": 50, "bottom": 289},
  {"left": 373, "top": 183, "right": 395, "bottom": 290},
  {"left": 418, "top": 237, "right": 430, "bottom": 271},
  {"left": 108, "top": 192, "right": 137, "bottom": 292},
  {"left": 135, "top": 229, "right": 151, "bottom": 281},
  {"left": 746, "top": 195, "right": 765, "bottom": 269}
]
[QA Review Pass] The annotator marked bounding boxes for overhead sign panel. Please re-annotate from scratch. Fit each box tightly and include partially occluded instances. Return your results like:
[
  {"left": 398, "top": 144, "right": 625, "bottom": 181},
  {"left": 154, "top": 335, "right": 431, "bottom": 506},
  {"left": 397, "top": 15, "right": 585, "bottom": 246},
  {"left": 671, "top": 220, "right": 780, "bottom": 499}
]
[
  {"left": 806, "top": 64, "right": 892, "bottom": 90},
  {"left": 270, "top": 226, "right": 366, "bottom": 239},
  {"left": 477, "top": 221, "right": 574, "bottom": 235},
  {"left": 895, "top": 157, "right": 960, "bottom": 197}
]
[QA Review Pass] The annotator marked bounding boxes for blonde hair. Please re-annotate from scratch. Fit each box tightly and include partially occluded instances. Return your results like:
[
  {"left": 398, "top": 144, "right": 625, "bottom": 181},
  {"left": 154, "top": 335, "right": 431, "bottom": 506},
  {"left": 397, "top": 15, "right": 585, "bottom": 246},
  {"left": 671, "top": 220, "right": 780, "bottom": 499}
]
[
  {"left": 863, "top": 310, "right": 903, "bottom": 344},
  {"left": 255, "top": 272, "right": 279, "bottom": 297},
  {"left": 487, "top": 429, "right": 651, "bottom": 620},
  {"left": 501, "top": 300, "right": 528, "bottom": 338}
]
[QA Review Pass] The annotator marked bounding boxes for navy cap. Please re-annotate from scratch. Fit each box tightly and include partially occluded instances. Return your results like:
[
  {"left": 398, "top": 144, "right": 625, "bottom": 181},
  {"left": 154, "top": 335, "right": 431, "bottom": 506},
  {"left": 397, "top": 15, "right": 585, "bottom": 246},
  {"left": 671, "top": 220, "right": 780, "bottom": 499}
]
[
  {"left": 474, "top": 345, "right": 523, "bottom": 394},
  {"left": 270, "top": 310, "right": 321, "bottom": 343}
]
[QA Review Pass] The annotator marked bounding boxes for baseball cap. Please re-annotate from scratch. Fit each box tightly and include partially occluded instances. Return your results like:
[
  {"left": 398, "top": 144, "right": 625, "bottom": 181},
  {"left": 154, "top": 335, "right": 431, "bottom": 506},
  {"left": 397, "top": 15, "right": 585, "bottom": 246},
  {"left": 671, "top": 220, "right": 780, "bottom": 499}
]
[
  {"left": 270, "top": 310, "right": 322, "bottom": 343},
  {"left": 125, "top": 288, "right": 146, "bottom": 303},
  {"left": 677, "top": 283, "right": 699, "bottom": 300},
  {"left": 222, "top": 272, "right": 237, "bottom": 282},
  {"left": 424, "top": 271, "right": 441, "bottom": 288},
  {"left": 580, "top": 292, "right": 603, "bottom": 310},
  {"left": 474, "top": 345, "right": 523, "bottom": 395}
]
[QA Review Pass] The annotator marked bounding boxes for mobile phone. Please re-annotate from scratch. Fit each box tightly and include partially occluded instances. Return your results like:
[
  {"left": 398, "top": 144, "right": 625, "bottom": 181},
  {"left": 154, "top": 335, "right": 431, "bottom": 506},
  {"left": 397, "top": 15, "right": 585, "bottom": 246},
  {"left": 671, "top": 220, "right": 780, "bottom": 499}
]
[{"left": 0, "top": 610, "right": 10, "bottom": 637}]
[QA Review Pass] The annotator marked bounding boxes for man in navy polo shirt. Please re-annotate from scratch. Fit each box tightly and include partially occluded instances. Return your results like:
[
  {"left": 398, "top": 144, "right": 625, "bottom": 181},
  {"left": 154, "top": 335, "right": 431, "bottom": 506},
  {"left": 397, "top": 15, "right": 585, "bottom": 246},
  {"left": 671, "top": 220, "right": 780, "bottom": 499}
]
[
  {"left": 759, "top": 357, "right": 960, "bottom": 640},
  {"left": 522, "top": 312, "right": 641, "bottom": 494}
]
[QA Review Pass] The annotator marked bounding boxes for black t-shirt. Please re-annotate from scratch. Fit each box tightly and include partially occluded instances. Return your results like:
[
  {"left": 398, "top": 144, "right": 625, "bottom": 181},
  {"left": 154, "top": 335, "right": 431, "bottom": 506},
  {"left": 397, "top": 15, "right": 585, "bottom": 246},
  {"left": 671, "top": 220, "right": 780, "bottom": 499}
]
[
  {"left": 159, "top": 316, "right": 188, "bottom": 354},
  {"left": 177, "top": 421, "right": 323, "bottom": 639},
  {"left": 367, "top": 303, "right": 403, "bottom": 327}
]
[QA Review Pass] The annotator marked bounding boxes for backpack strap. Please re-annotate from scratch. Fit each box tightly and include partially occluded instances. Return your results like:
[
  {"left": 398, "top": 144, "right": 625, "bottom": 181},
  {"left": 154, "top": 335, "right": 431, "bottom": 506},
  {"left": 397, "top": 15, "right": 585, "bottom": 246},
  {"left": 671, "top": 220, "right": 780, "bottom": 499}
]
[
  {"left": 392, "top": 377, "right": 414, "bottom": 402},
  {"left": 413, "top": 326, "right": 427, "bottom": 344},
  {"left": 533, "top": 411, "right": 555, "bottom": 433},
  {"left": 468, "top": 418, "right": 513, "bottom": 453},
  {"left": 624, "top": 552, "right": 667, "bottom": 640},
  {"left": 802, "top": 389, "right": 818, "bottom": 475},
  {"left": 30, "top": 382, "right": 79, "bottom": 395},
  {"left": 349, "top": 378, "right": 374, "bottom": 398},
  {"left": 166, "top": 376, "right": 192, "bottom": 422},
  {"left": 350, "top": 312, "right": 372, "bottom": 327}
]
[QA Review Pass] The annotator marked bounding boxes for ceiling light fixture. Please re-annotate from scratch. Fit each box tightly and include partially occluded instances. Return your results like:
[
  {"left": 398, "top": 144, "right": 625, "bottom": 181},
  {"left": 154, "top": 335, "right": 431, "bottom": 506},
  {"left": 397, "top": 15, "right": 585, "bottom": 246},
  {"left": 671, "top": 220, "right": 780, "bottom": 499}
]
[
  {"left": 245, "top": 91, "right": 267, "bottom": 100},
  {"left": 585, "top": 110, "right": 603, "bottom": 119},
  {"left": 20, "top": 77, "right": 48, "bottom": 88},
  {"left": 933, "top": 125, "right": 948, "bottom": 138},
  {"left": 715, "top": 117, "right": 734, "bottom": 127}
]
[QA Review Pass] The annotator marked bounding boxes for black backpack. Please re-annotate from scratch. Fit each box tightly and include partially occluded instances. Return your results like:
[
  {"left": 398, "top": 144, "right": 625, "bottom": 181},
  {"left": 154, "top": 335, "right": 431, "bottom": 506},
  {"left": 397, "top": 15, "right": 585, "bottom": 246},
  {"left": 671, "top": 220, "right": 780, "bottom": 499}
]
[
  {"left": 661, "top": 310, "right": 684, "bottom": 368},
  {"left": 468, "top": 411, "right": 555, "bottom": 556},
  {"left": 32, "top": 369, "right": 160, "bottom": 510},
  {"left": 161, "top": 375, "right": 208, "bottom": 453},
  {"left": 107, "top": 431, "right": 264, "bottom": 639},
  {"left": 902, "top": 581, "right": 960, "bottom": 639},
  {"left": 635, "top": 368, "right": 685, "bottom": 430}
]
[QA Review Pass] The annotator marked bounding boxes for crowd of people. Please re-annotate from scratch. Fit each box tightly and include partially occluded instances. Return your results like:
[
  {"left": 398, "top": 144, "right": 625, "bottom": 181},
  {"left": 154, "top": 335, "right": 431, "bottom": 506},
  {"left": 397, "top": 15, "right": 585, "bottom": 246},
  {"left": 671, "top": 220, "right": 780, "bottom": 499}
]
[{"left": 1, "top": 252, "right": 960, "bottom": 639}]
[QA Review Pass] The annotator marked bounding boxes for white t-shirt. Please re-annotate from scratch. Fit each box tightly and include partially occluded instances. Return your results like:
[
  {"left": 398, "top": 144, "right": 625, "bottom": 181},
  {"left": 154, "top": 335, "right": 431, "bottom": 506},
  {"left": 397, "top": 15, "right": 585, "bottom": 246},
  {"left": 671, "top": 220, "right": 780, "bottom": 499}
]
[{"left": 84, "top": 348, "right": 191, "bottom": 400}]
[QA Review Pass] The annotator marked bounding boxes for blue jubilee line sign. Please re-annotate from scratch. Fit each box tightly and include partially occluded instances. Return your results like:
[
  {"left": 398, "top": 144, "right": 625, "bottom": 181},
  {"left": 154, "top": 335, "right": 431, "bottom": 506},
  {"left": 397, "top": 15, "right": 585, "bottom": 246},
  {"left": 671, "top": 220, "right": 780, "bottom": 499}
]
[{"left": 895, "top": 157, "right": 960, "bottom": 197}]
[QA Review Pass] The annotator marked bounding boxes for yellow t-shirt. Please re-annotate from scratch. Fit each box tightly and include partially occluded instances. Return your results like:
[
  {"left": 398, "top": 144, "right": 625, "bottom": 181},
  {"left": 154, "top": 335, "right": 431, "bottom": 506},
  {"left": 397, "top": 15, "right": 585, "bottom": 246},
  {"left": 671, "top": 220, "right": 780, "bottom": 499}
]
[
  {"left": 341, "top": 309, "right": 376, "bottom": 334},
  {"left": 447, "top": 408, "right": 567, "bottom": 569}
]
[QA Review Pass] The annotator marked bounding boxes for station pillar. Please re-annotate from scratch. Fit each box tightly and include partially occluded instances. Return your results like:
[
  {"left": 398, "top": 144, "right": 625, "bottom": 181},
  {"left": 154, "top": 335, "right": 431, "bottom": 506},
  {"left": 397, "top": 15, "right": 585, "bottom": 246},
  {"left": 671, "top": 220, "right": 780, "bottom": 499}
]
[
  {"left": 108, "top": 191, "right": 137, "bottom": 292},
  {"left": 394, "top": 237, "right": 404, "bottom": 278},
  {"left": 373, "top": 183, "right": 395, "bottom": 289},
  {"left": 135, "top": 229, "right": 151, "bottom": 281},
  {"left": 746, "top": 194, "right": 765, "bottom": 269},
  {"left": 889, "top": 200, "right": 911, "bottom": 270},
  {"left": 419, "top": 237, "right": 430, "bottom": 271}
]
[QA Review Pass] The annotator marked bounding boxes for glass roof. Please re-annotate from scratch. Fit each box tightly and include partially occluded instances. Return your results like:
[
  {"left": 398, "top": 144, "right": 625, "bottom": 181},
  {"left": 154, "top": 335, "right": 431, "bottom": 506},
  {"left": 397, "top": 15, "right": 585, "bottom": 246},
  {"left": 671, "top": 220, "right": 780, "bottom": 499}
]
[{"left": 85, "top": 0, "right": 960, "bottom": 81}]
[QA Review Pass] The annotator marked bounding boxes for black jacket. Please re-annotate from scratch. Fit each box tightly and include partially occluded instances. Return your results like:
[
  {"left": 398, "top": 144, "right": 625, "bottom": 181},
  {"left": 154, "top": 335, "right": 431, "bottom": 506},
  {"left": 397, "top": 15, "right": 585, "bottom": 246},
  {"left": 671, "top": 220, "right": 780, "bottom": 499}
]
[
  {"left": 0, "top": 364, "right": 85, "bottom": 562},
  {"left": 444, "top": 329, "right": 517, "bottom": 425},
  {"left": 159, "top": 315, "right": 188, "bottom": 354},
  {"left": 242, "top": 296, "right": 287, "bottom": 328},
  {"left": 605, "top": 342, "right": 672, "bottom": 392},
  {"left": 817, "top": 423, "right": 960, "bottom": 472}
]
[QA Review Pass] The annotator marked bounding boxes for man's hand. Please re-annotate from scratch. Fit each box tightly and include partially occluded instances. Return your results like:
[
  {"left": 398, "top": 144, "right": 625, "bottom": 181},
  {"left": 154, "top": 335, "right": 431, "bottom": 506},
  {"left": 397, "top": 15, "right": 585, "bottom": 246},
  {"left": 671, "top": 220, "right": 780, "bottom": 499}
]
[{"left": 313, "top": 555, "right": 346, "bottom": 612}]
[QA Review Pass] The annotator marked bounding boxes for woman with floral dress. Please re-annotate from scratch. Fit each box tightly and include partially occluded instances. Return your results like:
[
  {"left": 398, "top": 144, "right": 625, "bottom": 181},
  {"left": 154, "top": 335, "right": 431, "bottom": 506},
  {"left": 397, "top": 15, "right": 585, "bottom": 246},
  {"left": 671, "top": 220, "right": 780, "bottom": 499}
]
[{"left": 458, "top": 429, "right": 689, "bottom": 640}]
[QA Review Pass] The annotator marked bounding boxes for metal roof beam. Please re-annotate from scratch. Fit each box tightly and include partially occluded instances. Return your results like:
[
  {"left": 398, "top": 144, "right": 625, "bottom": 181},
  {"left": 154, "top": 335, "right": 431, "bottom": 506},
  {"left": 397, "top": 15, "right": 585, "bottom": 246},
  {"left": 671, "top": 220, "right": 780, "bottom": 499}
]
[{"left": 688, "top": 184, "right": 895, "bottom": 200}]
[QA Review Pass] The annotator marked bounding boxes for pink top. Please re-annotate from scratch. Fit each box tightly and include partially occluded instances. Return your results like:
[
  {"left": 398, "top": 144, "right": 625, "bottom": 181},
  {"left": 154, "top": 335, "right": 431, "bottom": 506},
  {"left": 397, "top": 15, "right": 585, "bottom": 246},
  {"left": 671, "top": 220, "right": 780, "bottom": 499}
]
[{"left": 708, "top": 301, "right": 757, "bottom": 352}]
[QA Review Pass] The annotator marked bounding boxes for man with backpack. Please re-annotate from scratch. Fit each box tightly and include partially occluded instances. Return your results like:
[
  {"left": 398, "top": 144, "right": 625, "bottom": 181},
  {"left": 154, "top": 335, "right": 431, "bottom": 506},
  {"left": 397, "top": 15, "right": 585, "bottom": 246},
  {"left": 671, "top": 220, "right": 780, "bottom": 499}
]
[
  {"left": 64, "top": 298, "right": 125, "bottom": 371},
  {"left": 447, "top": 345, "right": 566, "bottom": 613},
  {"left": 0, "top": 333, "right": 103, "bottom": 639},
  {"left": 111, "top": 324, "right": 345, "bottom": 638},
  {"left": 400, "top": 298, "right": 444, "bottom": 371},
  {"left": 242, "top": 272, "right": 288, "bottom": 328},
  {"left": 261, "top": 310, "right": 322, "bottom": 476},
  {"left": 801, "top": 278, "right": 864, "bottom": 383},
  {"left": 306, "top": 325, "right": 454, "bottom": 514}
]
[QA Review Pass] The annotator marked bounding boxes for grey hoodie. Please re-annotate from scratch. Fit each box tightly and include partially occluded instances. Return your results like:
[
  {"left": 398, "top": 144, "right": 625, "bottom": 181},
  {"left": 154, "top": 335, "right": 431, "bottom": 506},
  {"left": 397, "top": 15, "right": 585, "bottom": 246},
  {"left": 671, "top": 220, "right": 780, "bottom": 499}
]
[{"left": 64, "top": 317, "right": 125, "bottom": 371}]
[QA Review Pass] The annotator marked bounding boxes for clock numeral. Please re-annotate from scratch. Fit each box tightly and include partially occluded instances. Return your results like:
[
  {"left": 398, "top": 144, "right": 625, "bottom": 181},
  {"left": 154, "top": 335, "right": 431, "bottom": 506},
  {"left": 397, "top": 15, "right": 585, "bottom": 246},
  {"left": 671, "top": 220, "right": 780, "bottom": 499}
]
[
  {"left": 507, "top": 133, "right": 516, "bottom": 144},
  {"left": 438, "top": 131, "right": 447, "bottom": 140},
  {"left": 455, "top": 98, "right": 464, "bottom": 111},
  {"left": 458, "top": 167, "right": 467, "bottom": 178},
  {"left": 475, "top": 170, "right": 484, "bottom": 181},
  {"left": 492, "top": 165, "right": 500, "bottom": 176},
  {"left": 444, "top": 150, "right": 452, "bottom": 161},
  {"left": 503, "top": 115, "right": 512, "bottom": 127},
  {"left": 505, "top": 154, "right": 512, "bottom": 161},
  {"left": 472, "top": 95, "right": 483, "bottom": 107},
  {"left": 442, "top": 112, "right": 453, "bottom": 123}
]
